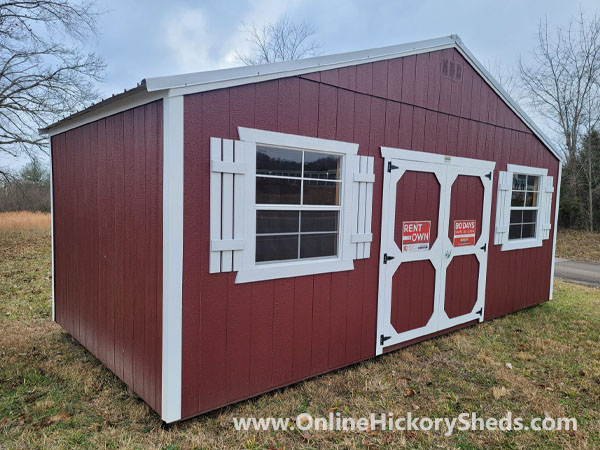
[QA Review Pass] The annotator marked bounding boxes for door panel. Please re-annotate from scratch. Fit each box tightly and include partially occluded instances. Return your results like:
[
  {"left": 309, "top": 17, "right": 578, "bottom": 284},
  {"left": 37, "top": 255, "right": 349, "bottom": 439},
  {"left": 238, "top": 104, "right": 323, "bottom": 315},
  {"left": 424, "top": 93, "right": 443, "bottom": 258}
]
[
  {"left": 390, "top": 260, "right": 435, "bottom": 334},
  {"left": 376, "top": 148, "right": 495, "bottom": 355},
  {"left": 394, "top": 171, "right": 441, "bottom": 249},
  {"left": 444, "top": 254, "right": 479, "bottom": 318}
]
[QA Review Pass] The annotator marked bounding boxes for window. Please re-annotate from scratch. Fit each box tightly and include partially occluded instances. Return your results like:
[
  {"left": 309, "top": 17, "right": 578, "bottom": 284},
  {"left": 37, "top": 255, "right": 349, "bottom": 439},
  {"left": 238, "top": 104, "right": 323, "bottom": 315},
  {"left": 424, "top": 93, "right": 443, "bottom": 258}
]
[
  {"left": 255, "top": 146, "right": 341, "bottom": 263},
  {"left": 208, "top": 127, "right": 375, "bottom": 283},
  {"left": 494, "top": 164, "right": 554, "bottom": 251},
  {"left": 508, "top": 173, "right": 539, "bottom": 240}
]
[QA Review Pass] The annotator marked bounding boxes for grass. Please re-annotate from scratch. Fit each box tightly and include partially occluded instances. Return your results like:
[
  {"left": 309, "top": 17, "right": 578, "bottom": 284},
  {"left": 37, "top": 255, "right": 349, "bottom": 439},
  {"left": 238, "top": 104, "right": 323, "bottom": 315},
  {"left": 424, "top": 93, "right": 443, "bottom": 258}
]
[
  {"left": 0, "top": 224, "right": 599, "bottom": 448},
  {"left": 556, "top": 229, "right": 600, "bottom": 264},
  {"left": 0, "top": 211, "right": 51, "bottom": 231}
]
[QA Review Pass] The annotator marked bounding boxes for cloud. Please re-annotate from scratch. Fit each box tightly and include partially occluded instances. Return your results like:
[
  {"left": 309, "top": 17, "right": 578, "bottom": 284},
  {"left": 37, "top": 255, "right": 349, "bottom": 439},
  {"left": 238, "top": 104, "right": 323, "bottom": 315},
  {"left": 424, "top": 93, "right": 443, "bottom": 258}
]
[{"left": 162, "top": 0, "right": 303, "bottom": 74}]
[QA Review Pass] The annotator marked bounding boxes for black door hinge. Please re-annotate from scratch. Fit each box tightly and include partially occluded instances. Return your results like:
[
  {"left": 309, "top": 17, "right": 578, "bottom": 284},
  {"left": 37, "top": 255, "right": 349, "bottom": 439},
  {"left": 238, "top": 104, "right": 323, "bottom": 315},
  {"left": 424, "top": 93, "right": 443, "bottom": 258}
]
[
  {"left": 480, "top": 243, "right": 487, "bottom": 252},
  {"left": 388, "top": 161, "right": 399, "bottom": 172},
  {"left": 380, "top": 334, "right": 391, "bottom": 346},
  {"left": 485, "top": 172, "right": 492, "bottom": 180},
  {"left": 475, "top": 308, "right": 483, "bottom": 316},
  {"left": 383, "top": 253, "right": 395, "bottom": 264}
]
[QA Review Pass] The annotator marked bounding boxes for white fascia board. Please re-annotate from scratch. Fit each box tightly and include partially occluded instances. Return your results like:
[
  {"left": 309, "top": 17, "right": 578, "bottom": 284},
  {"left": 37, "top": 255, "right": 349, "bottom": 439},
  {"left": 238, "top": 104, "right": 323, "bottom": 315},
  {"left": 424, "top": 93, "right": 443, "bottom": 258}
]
[
  {"left": 40, "top": 89, "right": 167, "bottom": 136},
  {"left": 147, "top": 36, "right": 457, "bottom": 94},
  {"left": 451, "top": 38, "right": 565, "bottom": 164}
]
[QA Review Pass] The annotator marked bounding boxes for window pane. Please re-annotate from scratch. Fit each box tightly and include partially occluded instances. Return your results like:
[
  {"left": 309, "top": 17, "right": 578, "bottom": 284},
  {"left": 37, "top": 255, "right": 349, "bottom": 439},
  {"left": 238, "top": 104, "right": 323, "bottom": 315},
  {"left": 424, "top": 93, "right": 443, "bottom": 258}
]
[
  {"left": 527, "top": 175, "right": 539, "bottom": 191},
  {"left": 303, "top": 152, "right": 341, "bottom": 180},
  {"left": 300, "top": 211, "right": 338, "bottom": 232},
  {"left": 522, "top": 223, "right": 536, "bottom": 238},
  {"left": 256, "top": 177, "right": 301, "bottom": 204},
  {"left": 256, "top": 234, "right": 298, "bottom": 262},
  {"left": 512, "top": 174, "right": 527, "bottom": 190},
  {"left": 511, "top": 191, "right": 525, "bottom": 207},
  {"left": 510, "top": 210, "right": 523, "bottom": 224},
  {"left": 256, "top": 146, "right": 302, "bottom": 177},
  {"left": 300, "top": 233, "right": 338, "bottom": 258},
  {"left": 523, "top": 210, "right": 537, "bottom": 223},
  {"left": 257, "top": 210, "right": 299, "bottom": 234},
  {"left": 303, "top": 180, "right": 340, "bottom": 205},
  {"left": 525, "top": 192, "right": 538, "bottom": 207},
  {"left": 508, "top": 224, "right": 521, "bottom": 240}
]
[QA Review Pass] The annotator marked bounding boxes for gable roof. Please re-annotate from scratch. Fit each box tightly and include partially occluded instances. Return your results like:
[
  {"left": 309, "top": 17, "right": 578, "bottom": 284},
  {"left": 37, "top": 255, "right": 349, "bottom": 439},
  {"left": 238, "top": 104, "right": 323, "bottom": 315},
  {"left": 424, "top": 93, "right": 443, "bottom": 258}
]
[{"left": 40, "top": 35, "right": 564, "bottom": 162}]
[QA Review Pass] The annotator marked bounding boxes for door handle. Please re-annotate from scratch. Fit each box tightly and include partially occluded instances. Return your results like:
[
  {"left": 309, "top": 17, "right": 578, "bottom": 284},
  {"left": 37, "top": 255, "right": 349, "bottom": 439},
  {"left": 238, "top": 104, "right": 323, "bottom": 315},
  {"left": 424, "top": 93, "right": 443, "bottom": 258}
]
[{"left": 445, "top": 250, "right": 451, "bottom": 259}]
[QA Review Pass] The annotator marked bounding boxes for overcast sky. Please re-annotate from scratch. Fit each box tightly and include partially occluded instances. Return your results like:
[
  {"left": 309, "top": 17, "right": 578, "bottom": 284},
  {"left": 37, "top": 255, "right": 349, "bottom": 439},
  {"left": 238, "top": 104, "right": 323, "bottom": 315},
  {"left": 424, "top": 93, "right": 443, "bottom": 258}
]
[{"left": 3, "top": 0, "right": 599, "bottom": 170}]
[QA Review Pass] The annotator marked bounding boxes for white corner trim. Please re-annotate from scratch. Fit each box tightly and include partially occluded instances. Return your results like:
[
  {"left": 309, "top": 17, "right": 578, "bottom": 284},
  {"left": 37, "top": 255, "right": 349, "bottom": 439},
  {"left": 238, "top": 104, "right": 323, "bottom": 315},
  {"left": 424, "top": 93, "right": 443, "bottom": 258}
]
[
  {"left": 549, "top": 162, "right": 562, "bottom": 300},
  {"left": 238, "top": 127, "right": 359, "bottom": 155},
  {"left": 380, "top": 146, "right": 496, "bottom": 170},
  {"left": 506, "top": 164, "right": 548, "bottom": 176},
  {"left": 49, "top": 138, "right": 55, "bottom": 322},
  {"left": 161, "top": 94, "right": 183, "bottom": 423}
]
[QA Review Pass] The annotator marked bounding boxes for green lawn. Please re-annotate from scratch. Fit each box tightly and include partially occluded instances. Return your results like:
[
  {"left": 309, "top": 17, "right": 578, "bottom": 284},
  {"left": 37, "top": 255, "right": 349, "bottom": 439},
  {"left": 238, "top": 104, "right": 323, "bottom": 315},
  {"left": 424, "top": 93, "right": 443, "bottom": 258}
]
[{"left": 0, "top": 228, "right": 599, "bottom": 449}]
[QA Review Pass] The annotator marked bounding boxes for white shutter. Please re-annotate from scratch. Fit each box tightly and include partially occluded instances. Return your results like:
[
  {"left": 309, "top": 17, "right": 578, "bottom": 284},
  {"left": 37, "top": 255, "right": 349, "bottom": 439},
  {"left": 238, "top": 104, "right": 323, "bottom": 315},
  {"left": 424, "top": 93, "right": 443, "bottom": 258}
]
[
  {"left": 350, "top": 155, "right": 375, "bottom": 259},
  {"left": 494, "top": 170, "right": 512, "bottom": 245},
  {"left": 209, "top": 138, "right": 252, "bottom": 273},
  {"left": 540, "top": 175, "right": 554, "bottom": 240}
]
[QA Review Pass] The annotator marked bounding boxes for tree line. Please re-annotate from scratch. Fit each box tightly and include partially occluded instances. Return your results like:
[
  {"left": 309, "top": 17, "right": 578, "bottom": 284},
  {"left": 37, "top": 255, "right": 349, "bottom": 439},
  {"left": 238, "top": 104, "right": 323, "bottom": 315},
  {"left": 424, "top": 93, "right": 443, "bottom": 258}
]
[{"left": 0, "top": 158, "right": 50, "bottom": 212}]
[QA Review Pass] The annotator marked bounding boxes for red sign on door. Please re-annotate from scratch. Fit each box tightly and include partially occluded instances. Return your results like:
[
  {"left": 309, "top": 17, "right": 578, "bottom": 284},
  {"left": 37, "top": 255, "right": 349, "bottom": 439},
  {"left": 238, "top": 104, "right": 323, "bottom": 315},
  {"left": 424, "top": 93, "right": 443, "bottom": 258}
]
[
  {"left": 453, "top": 220, "right": 476, "bottom": 247},
  {"left": 402, "top": 221, "right": 431, "bottom": 252}
]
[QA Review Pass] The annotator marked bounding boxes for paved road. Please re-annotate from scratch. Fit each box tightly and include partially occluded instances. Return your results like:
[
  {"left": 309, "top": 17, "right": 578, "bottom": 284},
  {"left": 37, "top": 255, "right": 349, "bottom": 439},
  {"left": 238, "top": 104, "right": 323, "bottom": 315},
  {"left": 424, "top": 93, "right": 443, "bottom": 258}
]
[{"left": 555, "top": 259, "right": 600, "bottom": 287}]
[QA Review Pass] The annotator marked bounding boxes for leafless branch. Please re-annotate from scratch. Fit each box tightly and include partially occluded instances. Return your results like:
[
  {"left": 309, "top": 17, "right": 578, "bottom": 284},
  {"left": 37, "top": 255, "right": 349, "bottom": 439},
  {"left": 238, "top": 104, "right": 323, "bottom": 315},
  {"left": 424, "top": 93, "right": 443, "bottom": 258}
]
[
  {"left": 236, "top": 16, "right": 320, "bottom": 66},
  {"left": 0, "top": 1, "right": 105, "bottom": 161}
]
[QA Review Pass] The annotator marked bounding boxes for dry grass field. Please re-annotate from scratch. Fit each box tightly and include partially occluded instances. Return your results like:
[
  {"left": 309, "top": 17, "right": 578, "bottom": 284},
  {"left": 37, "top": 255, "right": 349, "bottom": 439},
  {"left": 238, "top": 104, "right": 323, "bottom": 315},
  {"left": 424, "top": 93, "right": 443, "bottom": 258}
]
[
  {"left": 0, "top": 211, "right": 51, "bottom": 231},
  {"left": 0, "top": 220, "right": 599, "bottom": 448},
  {"left": 556, "top": 229, "right": 600, "bottom": 263}
]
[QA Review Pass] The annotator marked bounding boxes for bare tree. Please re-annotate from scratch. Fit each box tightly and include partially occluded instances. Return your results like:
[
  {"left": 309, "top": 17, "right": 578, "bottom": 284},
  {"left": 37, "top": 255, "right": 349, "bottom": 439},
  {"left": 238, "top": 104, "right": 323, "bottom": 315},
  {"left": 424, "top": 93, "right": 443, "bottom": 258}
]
[
  {"left": 484, "top": 59, "right": 518, "bottom": 99},
  {"left": 517, "top": 13, "right": 600, "bottom": 193},
  {"left": 237, "top": 16, "right": 320, "bottom": 66},
  {"left": 0, "top": 0, "right": 105, "bottom": 179}
]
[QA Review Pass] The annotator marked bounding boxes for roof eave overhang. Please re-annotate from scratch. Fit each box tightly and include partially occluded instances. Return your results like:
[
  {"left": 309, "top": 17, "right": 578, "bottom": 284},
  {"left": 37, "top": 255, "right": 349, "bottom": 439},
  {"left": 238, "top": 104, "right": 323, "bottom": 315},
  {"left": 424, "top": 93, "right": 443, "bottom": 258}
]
[{"left": 39, "top": 34, "right": 564, "bottom": 163}]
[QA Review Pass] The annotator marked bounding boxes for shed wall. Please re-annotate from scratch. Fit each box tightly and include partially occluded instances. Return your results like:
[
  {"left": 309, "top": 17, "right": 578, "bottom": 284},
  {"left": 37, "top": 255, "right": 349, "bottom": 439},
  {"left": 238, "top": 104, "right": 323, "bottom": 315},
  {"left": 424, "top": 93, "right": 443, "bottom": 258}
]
[
  {"left": 51, "top": 100, "right": 164, "bottom": 414},
  {"left": 181, "top": 48, "right": 559, "bottom": 419}
]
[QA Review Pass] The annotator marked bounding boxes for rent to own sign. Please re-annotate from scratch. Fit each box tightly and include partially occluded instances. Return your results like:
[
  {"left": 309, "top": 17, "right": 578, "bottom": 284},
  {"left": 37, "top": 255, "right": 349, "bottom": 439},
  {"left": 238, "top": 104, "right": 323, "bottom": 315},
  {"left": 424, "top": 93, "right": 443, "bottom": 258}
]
[
  {"left": 453, "top": 220, "right": 476, "bottom": 247},
  {"left": 402, "top": 221, "right": 431, "bottom": 252}
]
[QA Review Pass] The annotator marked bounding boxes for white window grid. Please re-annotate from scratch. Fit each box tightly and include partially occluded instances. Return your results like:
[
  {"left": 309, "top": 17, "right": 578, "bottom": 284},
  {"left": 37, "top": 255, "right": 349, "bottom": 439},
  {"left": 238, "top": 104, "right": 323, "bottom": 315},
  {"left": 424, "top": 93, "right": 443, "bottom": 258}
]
[{"left": 255, "top": 146, "right": 343, "bottom": 263}]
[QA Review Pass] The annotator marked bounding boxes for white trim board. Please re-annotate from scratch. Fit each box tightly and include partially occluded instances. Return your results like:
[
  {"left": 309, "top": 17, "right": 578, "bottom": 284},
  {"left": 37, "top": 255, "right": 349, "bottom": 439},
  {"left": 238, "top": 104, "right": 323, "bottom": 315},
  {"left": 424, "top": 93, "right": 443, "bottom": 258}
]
[
  {"left": 238, "top": 127, "right": 359, "bottom": 155},
  {"left": 161, "top": 94, "right": 184, "bottom": 423},
  {"left": 39, "top": 35, "right": 563, "bottom": 164},
  {"left": 50, "top": 138, "right": 55, "bottom": 322},
  {"left": 549, "top": 162, "right": 562, "bottom": 300},
  {"left": 381, "top": 146, "right": 496, "bottom": 170}
]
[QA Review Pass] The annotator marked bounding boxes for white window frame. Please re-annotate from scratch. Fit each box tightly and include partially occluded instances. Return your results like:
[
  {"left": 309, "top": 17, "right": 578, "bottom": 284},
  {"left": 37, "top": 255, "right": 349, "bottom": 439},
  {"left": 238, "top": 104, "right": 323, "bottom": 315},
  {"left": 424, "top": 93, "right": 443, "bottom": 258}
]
[
  {"left": 235, "top": 127, "right": 359, "bottom": 283},
  {"left": 499, "top": 164, "right": 548, "bottom": 251}
]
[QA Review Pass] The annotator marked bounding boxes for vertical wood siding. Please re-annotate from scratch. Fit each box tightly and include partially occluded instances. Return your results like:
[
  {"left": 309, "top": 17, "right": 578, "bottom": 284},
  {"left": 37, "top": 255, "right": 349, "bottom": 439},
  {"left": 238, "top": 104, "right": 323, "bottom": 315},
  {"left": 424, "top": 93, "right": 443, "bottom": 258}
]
[
  {"left": 181, "top": 47, "right": 559, "bottom": 418},
  {"left": 52, "top": 100, "right": 163, "bottom": 414}
]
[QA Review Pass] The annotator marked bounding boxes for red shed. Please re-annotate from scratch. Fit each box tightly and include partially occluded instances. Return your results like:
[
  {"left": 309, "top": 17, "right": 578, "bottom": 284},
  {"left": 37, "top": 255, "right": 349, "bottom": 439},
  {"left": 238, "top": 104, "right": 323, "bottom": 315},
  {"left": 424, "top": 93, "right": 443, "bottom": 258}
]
[{"left": 41, "top": 35, "right": 564, "bottom": 423}]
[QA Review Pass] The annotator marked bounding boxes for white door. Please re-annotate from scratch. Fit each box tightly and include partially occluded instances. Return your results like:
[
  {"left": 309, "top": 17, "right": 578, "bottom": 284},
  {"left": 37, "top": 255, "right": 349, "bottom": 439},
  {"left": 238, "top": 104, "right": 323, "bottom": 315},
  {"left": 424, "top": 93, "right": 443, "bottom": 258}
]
[{"left": 376, "top": 148, "right": 495, "bottom": 355}]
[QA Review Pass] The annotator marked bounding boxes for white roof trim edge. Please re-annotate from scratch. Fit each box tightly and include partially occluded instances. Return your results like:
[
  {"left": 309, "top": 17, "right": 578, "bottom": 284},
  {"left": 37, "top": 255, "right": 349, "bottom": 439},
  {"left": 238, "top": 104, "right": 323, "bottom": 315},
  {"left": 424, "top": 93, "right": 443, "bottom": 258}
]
[{"left": 41, "top": 34, "right": 564, "bottom": 162}]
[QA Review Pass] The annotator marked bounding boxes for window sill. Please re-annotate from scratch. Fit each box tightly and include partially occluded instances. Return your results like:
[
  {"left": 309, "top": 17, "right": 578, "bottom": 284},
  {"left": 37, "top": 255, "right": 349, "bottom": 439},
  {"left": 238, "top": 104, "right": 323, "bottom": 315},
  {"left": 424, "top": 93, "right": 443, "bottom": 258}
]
[
  {"left": 501, "top": 237, "right": 543, "bottom": 251},
  {"left": 235, "top": 258, "right": 354, "bottom": 283}
]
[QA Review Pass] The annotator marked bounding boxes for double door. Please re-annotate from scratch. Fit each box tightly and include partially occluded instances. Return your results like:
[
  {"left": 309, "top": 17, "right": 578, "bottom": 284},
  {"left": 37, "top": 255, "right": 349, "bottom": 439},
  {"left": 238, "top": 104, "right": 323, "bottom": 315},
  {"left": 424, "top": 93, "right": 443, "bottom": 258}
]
[{"left": 376, "top": 148, "right": 495, "bottom": 355}]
